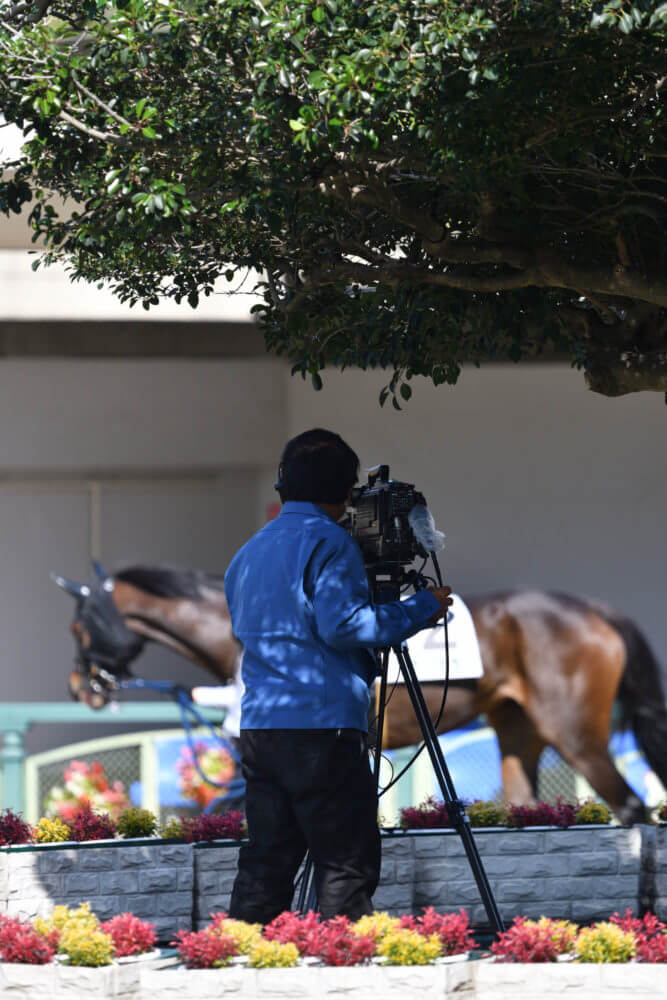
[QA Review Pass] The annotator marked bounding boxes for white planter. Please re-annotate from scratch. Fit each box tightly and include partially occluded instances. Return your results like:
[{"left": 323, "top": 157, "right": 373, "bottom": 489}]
[
  {"left": 0, "top": 960, "right": 141, "bottom": 999},
  {"left": 3, "top": 957, "right": 666, "bottom": 999},
  {"left": 116, "top": 949, "right": 165, "bottom": 965},
  {"left": 473, "top": 960, "right": 664, "bottom": 1000}
]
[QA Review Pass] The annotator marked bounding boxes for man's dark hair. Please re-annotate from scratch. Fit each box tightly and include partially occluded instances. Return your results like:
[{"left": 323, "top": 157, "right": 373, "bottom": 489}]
[{"left": 277, "top": 429, "right": 359, "bottom": 504}]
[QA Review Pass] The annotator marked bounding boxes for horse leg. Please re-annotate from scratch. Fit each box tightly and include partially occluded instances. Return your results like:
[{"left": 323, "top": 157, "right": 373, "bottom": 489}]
[
  {"left": 551, "top": 741, "right": 644, "bottom": 825},
  {"left": 491, "top": 596, "right": 647, "bottom": 824},
  {"left": 487, "top": 700, "right": 545, "bottom": 806}
]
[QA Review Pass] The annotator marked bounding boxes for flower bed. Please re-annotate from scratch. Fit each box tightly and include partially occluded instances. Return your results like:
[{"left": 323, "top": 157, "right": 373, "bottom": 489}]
[
  {"left": 399, "top": 796, "right": 614, "bottom": 830},
  {"left": 0, "top": 901, "right": 662, "bottom": 1000}
]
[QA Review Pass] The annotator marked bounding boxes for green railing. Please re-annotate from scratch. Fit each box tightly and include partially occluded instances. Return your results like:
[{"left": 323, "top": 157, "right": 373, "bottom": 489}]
[{"left": 0, "top": 702, "right": 222, "bottom": 816}]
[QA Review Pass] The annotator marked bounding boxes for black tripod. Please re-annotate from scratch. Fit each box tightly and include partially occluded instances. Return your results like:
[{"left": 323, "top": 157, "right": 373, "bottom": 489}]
[
  {"left": 375, "top": 649, "right": 504, "bottom": 932},
  {"left": 297, "top": 579, "right": 504, "bottom": 933}
]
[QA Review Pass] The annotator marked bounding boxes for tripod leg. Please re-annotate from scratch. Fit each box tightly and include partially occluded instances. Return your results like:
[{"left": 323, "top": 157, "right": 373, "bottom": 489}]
[
  {"left": 394, "top": 644, "right": 505, "bottom": 933},
  {"left": 373, "top": 649, "right": 390, "bottom": 789},
  {"left": 295, "top": 853, "right": 318, "bottom": 913}
]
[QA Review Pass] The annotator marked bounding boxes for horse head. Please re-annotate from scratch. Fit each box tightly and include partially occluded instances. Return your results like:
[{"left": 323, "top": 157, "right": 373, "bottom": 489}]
[{"left": 52, "top": 564, "right": 146, "bottom": 709}]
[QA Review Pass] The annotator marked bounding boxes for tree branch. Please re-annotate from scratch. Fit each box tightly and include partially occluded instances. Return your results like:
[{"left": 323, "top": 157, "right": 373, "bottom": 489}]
[
  {"left": 2, "top": 0, "right": 54, "bottom": 25},
  {"left": 321, "top": 170, "right": 667, "bottom": 308},
  {"left": 71, "top": 72, "right": 133, "bottom": 129},
  {"left": 59, "top": 108, "right": 132, "bottom": 147},
  {"left": 585, "top": 350, "right": 667, "bottom": 396}
]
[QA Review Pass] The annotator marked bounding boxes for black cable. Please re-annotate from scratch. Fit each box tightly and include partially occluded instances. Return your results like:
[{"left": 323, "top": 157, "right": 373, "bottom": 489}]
[{"left": 378, "top": 551, "right": 451, "bottom": 798}]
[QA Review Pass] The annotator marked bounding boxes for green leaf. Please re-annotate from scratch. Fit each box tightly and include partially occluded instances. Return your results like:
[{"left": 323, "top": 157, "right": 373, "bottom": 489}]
[
  {"left": 312, "top": 7, "right": 326, "bottom": 23},
  {"left": 289, "top": 119, "right": 306, "bottom": 131},
  {"left": 311, "top": 371, "right": 323, "bottom": 391},
  {"left": 400, "top": 382, "right": 412, "bottom": 401},
  {"left": 308, "top": 70, "right": 327, "bottom": 89}
]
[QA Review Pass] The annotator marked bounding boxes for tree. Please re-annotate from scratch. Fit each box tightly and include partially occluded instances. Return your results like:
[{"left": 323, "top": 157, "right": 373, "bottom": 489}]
[{"left": 1, "top": 0, "right": 665, "bottom": 403}]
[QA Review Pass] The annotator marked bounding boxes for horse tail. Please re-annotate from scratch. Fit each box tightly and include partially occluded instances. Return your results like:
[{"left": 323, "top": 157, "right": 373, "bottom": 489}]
[{"left": 610, "top": 613, "right": 667, "bottom": 787}]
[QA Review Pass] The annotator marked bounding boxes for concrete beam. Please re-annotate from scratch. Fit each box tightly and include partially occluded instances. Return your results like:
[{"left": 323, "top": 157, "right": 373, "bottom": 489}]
[{"left": 0, "top": 320, "right": 266, "bottom": 357}]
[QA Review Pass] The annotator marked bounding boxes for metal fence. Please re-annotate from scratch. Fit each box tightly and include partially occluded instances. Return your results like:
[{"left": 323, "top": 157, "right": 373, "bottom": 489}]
[{"left": 3, "top": 703, "right": 660, "bottom": 826}]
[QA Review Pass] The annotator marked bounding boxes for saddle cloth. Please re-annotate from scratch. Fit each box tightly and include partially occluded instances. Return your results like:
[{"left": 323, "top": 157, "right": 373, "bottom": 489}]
[{"left": 386, "top": 593, "right": 484, "bottom": 684}]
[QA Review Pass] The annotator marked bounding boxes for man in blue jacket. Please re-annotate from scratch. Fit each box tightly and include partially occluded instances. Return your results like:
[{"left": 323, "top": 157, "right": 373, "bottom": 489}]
[{"left": 224, "top": 428, "right": 452, "bottom": 923}]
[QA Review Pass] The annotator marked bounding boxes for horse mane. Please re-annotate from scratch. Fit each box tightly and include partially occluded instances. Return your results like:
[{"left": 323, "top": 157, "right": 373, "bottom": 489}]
[{"left": 115, "top": 565, "right": 226, "bottom": 601}]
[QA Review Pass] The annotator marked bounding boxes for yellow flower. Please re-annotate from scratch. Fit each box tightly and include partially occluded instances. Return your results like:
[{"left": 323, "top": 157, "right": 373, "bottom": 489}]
[
  {"left": 247, "top": 940, "right": 299, "bottom": 968},
  {"left": 352, "top": 911, "right": 401, "bottom": 941},
  {"left": 377, "top": 928, "right": 442, "bottom": 966},
  {"left": 34, "top": 817, "right": 71, "bottom": 843},
  {"left": 60, "top": 927, "right": 115, "bottom": 967},
  {"left": 209, "top": 917, "right": 262, "bottom": 954},
  {"left": 534, "top": 917, "right": 579, "bottom": 952},
  {"left": 575, "top": 923, "right": 636, "bottom": 963},
  {"left": 34, "top": 902, "right": 99, "bottom": 942}
]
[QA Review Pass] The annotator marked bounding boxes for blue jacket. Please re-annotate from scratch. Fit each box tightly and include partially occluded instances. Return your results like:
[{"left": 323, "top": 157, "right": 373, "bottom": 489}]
[{"left": 224, "top": 501, "right": 441, "bottom": 731}]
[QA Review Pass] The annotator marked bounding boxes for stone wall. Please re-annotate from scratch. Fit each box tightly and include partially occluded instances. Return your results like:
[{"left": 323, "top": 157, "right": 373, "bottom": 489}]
[
  {"left": 1, "top": 826, "right": 660, "bottom": 939},
  {"left": 413, "top": 827, "right": 642, "bottom": 924},
  {"left": 640, "top": 825, "right": 667, "bottom": 921},
  {"left": 0, "top": 841, "right": 194, "bottom": 940},
  {"left": 193, "top": 828, "right": 644, "bottom": 926},
  {"left": 193, "top": 836, "right": 415, "bottom": 928}
]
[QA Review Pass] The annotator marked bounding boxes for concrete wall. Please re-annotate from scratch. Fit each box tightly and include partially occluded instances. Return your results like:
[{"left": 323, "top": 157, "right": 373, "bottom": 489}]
[
  {"left": 288, "top": 366, "right": 667, "bottom": 686},
  {"left": 0, "top": 358, "right": 285, "bottom": 754},
  {"left": 3, "top": 826, "right": 655, "bottom": 937}
]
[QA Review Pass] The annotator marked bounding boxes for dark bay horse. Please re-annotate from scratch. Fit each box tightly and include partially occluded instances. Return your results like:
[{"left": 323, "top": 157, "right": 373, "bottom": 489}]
[{"left": 53, "top": 565, "right": 667, "bottom": 825}]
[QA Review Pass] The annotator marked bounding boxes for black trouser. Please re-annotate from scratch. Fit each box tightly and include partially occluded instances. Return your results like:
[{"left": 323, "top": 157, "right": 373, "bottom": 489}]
[{"left": 228, "top": 729, "right": 380, "bottom": 924}]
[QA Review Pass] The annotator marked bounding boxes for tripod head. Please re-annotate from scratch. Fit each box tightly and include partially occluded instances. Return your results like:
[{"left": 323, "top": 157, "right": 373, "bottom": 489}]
[{"left": 368, "top": 565, "right": 431, "bottom": 606}]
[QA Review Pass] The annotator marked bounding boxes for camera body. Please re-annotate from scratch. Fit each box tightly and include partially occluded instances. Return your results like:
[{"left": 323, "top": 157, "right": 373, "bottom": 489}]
[{"left": 348, "top": 465, "right": 427, "bottom": 582}]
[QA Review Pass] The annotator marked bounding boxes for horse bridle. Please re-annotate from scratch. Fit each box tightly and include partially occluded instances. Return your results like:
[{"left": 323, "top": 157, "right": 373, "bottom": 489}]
[{"left": 69, "top": 578, "right": 146, "bottom": 709}]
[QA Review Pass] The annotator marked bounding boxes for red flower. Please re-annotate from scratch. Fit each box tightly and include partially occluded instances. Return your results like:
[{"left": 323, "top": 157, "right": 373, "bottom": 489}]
[
  {"left": 307, "top": 916, "right": 375, "bottom": 966},
  {"left": 400, "top": 908, "right": 475, "bottom": 955},
  {"left": 400, "top": 797, "right": 451, "bottom": 829},
  {"left": 100, "top": 914, "right": 157, "bottom": 957},
  {"left": 67, "top": 805, "right": 116, "bottom": 842},
  {"left": 491, "top": 917, "right": 562, "bottom": 963},
  {"left": 0, "top": 918, "right": 54, "bottom": 964},
  {"left": 506, "top": 799, "right": 576, "bottom": 829},
  {"left": 636, "top": 934, "right": 667, "bottom": 963},
  {"left": 264, "top": 911, "right": 322, "bottom": 954},
  {"left": 181, "top": 811, "right": 246, "bottom": 843},
  {"left": 0, "top": 809, "right": 33, "bottom": 846},
  {"left": 172, "top": 929, "right": 238, "bottom": 968}
]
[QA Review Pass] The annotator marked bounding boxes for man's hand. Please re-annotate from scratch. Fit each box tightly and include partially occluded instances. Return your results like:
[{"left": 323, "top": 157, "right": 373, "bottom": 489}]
[{"left": 428, "top": 586, "right": 453, "bottom": 622}]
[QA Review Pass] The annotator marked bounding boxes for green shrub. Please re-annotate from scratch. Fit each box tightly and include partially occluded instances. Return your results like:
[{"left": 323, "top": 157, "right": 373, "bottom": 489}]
[
  {"left": 575, "top": 922, "right": 636, "bottom": 963},
  {"left": 466, "top": 800, "right": 508, "bottom": 827},
  {"left": 116, "top": 808, "right": 158, "bottom": 839},
  {"left": 247, "top": 940, "right": 299, "bottom": 968},
  {"left": 573, "top": 800, "right": 612, "bottom": 825},
  {"left": 160, "top": 816, "right": 184, "bottom": 839}
]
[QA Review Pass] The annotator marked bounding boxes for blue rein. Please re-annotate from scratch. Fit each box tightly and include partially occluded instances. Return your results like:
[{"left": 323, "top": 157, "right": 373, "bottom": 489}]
[{"left": 119, "top": 677, "right": 245, "bottom": 810}]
